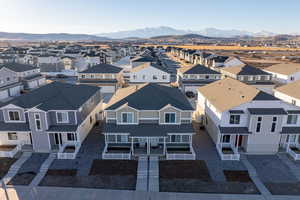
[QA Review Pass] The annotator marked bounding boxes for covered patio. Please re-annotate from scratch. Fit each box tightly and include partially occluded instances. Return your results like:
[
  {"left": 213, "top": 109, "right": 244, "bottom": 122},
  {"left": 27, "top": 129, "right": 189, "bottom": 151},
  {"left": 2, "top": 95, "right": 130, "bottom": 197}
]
[
  {"left": 281, "top": 127, "right": 300, "bottom": 160},
  {"left": 102, "top": 123, "right": 195, "bottom": 160}
]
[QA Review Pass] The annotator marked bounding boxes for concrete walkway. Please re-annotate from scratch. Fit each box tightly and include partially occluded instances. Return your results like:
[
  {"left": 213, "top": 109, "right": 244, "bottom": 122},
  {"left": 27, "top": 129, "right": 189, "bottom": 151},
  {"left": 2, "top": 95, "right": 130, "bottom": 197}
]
[
  {"left": 277, "top": 153, "right": 300, "bottom": 181},
  {"left": 30, "top": 153, "right": 56, "bottom": 186},
  {"left": 240, "top": 155, "right": 271, "bottom": 196},
  {"left": 136, "top": 156, "right": 148, "bottom": 191},
  {"left": 148, "top": 156, "right": 159, "bottom": 192},
  {"left": 2, "top": 152, "right": 32, "bottom": 185}
]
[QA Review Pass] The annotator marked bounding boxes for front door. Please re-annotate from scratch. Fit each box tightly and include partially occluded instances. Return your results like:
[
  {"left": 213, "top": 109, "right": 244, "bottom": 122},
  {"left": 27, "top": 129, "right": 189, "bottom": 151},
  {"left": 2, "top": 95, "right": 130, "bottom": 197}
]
[
  {"left": 235, "top": 135, "right": 243, "bottom": 147},
  {"left": 54, "top": 133, "right": 62, "bottom": 146}
]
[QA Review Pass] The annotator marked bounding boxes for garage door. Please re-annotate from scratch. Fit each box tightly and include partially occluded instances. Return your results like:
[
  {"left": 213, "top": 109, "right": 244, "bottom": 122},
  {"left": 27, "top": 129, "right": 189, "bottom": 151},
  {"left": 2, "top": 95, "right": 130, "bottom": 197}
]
[
  {"left": 101, "top": 86, "right": 115, "bottom": 93},
  {"left": 0, "top": 90, "right": 9, "bottom": 100},
  {"left": 9, "top": 86, "right": 21, "bottom": 96}
]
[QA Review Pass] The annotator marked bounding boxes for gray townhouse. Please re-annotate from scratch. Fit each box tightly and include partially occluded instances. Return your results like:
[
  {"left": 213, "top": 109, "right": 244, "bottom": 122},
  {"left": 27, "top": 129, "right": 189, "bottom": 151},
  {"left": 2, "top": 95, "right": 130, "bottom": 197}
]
[
  {"left": 0, "top": 63, "right": 46, "bottom": 102},
  {"left": 0, "top": 82, "right": 102, "bottom": 156},
  {"left": 102, "top": 83, "right": 196, "bottom": 160},
  {"left": 78, "top": 63, "right": 123, "bottom": 94}
]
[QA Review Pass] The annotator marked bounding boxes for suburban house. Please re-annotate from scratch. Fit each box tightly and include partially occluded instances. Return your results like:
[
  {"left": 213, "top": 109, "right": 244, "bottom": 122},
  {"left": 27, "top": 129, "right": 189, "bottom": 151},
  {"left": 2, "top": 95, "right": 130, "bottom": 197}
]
[
  {"left": 128, "top": 63, "right": 171, "bottom": 85},
  {"left": 223, "top": 57, "right": 245, "bottom": 68},
  {"left": 177, "top": 64, "right": 221, "bottom": 94},
  {"left": 220, "top": 64, "right": 274, "bottom": 94},
  {"left": 196, "top": 78, "right": 300, "bottom": 160},
  {"left": 264, "top": 63, "right": 300, "bottom": 84},
  {"left": 0, "top": 63, "right": 46, "bottom": 102},
  {"left": 103, "top": 83, "right": 195, "bottom": 160},
  {"left": 130, "top": 56, "right": 155, "bottom": 68},
  {"left": 0, "top": 82, "right": 102, "bottom": 158},
  {"left": 78, "top": 63, "right": 123, "bottom": 94}
]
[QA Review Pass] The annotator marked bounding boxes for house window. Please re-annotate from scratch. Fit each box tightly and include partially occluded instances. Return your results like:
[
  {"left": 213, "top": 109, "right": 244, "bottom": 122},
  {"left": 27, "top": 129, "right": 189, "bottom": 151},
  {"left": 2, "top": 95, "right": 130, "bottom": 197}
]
[
  {"left": 205, "top": 75, "right": 210, "bottom": 79},
  {"left": 165, "top": 113, "right": 176, "bottom": 124},
  {"left": 239, "top": 76, "right": 244, "bottom": 81},
  {"left": 121, "top": 112, "right": 133, "bottom": 123},
  {"left": 142, "top": 75, "right": 146, "bottom": 80},
  {"left": 107, "top": 135, "right": 116, "bottom": 142},
  {"left": 8, "top": 111, "right": 20, "bottom": 121},
  {"left": 90, "top": 74, "right": 94, "bottom": 78},
  {"left": 35, "top": 113, "right": 42, "bottom": 131},
  {"left": 153, "top": 75, "right": 158, "bottom": 80},
  {"left": 90, "top": 116, "right": 93, "bottom": 124},
  {"left": 291, "top": 76, "right": 294, "bottom": 81},
  {"left": 162, "top": 75, "right": 167, "bottom": 80},
  {"left": 256, "top": 116, "right": 262, "bottom": 132},
  {"left": 57, "top": 112, "right": 69, "bottom": 123},
  {"left": 8, "top": 132, "right": 18, "bottom": 140},
  {"left": 248, "top": 76, "right": 253, "bottom": 81},
  {"left": 292, "top": 100, "right": 296, "bottom": 105},
  {"left": 222, "top": 135, "right": 231, "bottom": 143},
  {"left": 67, "top": 133, "right": 76, "bottom": 141},
  {"left": 271, "top": 117, "right": 277, "bottom": 132},
  {"left": 133, "top": 75, "right": 137, "bottom": 79},
  {"left": 287, "top": 115, "right": 298, "bottom": 124},
  {"left": 81, "top": 75, "right": 86, "bottom": 79},
  {"left": 229, "top": 115, "right": 240, "bottom": 124}
]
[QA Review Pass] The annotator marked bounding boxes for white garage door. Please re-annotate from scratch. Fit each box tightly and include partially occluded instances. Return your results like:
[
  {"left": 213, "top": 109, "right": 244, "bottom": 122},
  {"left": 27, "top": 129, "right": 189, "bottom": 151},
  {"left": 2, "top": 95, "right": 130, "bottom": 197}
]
[
  {"left": 9, "top": 86, "right": 21, "bottom": 96},
  {"left": 101, "top": 86, "right": 115, "bottom": 93},
  {"left": 0, "top": 90, "right": 9, "bottom": 100}
]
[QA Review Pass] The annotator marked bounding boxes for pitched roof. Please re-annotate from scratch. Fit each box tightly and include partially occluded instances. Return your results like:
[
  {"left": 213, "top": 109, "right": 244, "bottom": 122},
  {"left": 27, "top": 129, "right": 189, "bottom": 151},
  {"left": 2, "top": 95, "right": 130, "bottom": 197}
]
[
  {"left": 106, "top": 83, "right": 193, "bottom": 111},
  {"left": 222, "top": 64, "right": 270, "bottom": 76},
  {"left": 131, "top": 63, "right": 169, "bottom": 73},
  {"left": 275, "top": 79, "right": 300, "bottom": 100},
  {"left": 264, "top": 63, "right": 300, "bottom": 75},
  {"left": 80, "top": 63, "right": 122, "bottom": 74},
  {"left": 131, "top": 56, "right": 154, "bottom": 63},
  {"left": 0, "top": 63, "right": 37, "bottom": 72},
  {"left": 197, "top": 78, "right": 278, "bottom": 112},
  {"left": 1, "top": 82, "right": 100, "bottom": 111},
  {"left": 178, "top": 64, "right": 220, "bottom": 75}
]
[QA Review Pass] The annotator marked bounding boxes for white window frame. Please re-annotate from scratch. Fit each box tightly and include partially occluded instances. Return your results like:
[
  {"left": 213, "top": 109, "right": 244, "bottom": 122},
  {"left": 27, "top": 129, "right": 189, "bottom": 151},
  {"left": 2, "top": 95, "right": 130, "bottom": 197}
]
[
  {"left": 34, "top": 113, "right": 42, "bottom": 131},
  {"left": 229, "top": 115, "right": 240, "bottom": 125},
  {"left": 164, "top": 112, "right": 176, "bottom": 124},
  {"left": 121, "top": 112, "right": 134, "bottom": 124},
  {"left": 8, "top": 110, "right": 21, "bottom": 121},
  {"left": 8, "top": 132, "right": 18, "bottom": 140},
  {"left": 56, "top": 111, "right": 69, "bottom": 123},
  {"left": 287, "top": 114, "right": 298, "bottom": 125}
]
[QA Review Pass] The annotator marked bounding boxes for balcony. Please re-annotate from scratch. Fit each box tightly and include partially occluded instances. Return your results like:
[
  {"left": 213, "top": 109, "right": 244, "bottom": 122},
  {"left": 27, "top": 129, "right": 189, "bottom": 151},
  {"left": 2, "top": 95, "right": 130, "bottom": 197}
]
[{"left": 57, "top": 142, "right": 81, "bottom": 159}]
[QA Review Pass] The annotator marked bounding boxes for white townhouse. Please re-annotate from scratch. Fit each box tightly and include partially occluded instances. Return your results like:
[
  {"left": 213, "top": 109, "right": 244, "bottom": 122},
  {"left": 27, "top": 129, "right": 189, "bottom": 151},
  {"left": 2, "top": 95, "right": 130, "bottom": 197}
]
[
  {"left": 128, "top": 63, "right": 170, "bottom": 85},
  {"left": 197, "top": 78, "right": 300, "bottom": 160},
  {"left": 264, "top": 63, "right": 300, "bottom": 84}
]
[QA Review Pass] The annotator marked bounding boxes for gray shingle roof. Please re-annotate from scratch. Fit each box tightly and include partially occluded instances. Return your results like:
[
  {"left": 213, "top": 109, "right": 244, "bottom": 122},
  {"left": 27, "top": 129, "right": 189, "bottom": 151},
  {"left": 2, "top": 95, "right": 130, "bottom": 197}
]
[
  {"left": 281, "top": 127, "right": 300, "bottom": 134},
  {"left": 47, "top": 125, "right": 78, "bottom": 132},
  {"left": 253, "top": 91, "right": 280, "bottom": 101},
  {"left": 248, "top": 108, "right": 287, "bottom": 115},
  {"left": 0, "top": 122, "right": 30, "bottom": 131},
  {"left": 80, "top": 64, "right": 122, "bottom": 74},
  {"left": 219, "top": 126, "right": 251, "bottom": 134},
  {"left": 1, "top": 82, "right": 100, "bottom": 111},
  {"left": 104, "top": 123, "right": 194, "bottom": 137},
  {"left": 0, "top": 63, "right": 37, "bottom": 72},
  {"left": 182, "top": 64, "right": 220, "bottom": 75},
  {"left": 106, "top": 83, "right": 194, "bottom": 111},
  {"left": 237, "top": 65, "right": 271, "bottom": 75}
]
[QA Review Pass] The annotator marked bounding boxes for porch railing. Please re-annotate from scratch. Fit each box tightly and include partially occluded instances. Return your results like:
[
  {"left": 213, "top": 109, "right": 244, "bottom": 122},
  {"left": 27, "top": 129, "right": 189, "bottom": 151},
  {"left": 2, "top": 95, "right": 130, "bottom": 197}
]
[
  {"left": 0, "top": 141, "right": 25, "bottom": 158},
  {"left": 166, "top": 146, "right": 196, "bottom": 160},
  {"left": 216, "top": 143, "right": 240, "bottom": 161},
  {"left": 102, "top": 144, "right": 131, "bottom": 160},
  {"left": 286, "top": 144, "right": 300, "bottom": 160},
  {"left": 57, "top": 142, "right": 81, "bottom": 159}
]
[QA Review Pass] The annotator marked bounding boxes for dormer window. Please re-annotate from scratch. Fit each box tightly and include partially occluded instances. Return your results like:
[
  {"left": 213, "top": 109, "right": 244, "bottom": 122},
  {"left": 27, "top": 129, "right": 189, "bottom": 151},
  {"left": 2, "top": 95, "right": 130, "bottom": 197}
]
[
  {"left": 121, "top": 112, "right": 133, "bottom": 124},
  {"left": 8, "top": 111, "right": 20, "bottom": 121},
  {"left": 165, "top": 113, "right": 176, "bottom": 124},
  {"left": 57, "top": 112, "right": 69, "bottom": 123}
]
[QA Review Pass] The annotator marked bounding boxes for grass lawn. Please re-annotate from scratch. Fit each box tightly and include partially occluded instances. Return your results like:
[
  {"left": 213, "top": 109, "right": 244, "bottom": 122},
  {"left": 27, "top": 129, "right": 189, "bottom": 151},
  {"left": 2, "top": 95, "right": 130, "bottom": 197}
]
[
  {"left": 0, "top": 158, "right": 17, "bottom": 179},
  {"left": 159, "top": 160, "right": 259, "bottom": 194},
  {"left": 40, "top": 159, "right": 138, "bottom": 190}
]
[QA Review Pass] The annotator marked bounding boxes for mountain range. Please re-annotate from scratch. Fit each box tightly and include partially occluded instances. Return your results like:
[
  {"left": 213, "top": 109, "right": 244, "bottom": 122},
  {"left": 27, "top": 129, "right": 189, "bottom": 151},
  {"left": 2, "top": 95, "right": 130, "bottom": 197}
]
[{"left": 97, "top": 26, "right": 279, "bottom": 39}]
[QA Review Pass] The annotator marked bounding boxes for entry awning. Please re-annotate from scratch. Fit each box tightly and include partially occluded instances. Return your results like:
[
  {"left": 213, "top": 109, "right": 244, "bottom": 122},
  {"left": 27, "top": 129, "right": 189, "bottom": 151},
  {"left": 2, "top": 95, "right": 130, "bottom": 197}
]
[
  {"left": 219, "top": 126, "right": 251, "bottom": 135},
  {"left": 103, "top": 123, "right": 194, "bottom": 137},
  {"left": 281, "top": 127, "right": 300, "bottom": 134},
  {"left": 47, "top": 125, "right": 78, "bottom": 132}
]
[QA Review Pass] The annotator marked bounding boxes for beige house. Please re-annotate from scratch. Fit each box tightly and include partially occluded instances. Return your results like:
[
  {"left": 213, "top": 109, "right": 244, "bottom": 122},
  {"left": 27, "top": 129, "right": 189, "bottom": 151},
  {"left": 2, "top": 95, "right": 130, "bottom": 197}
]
[{"left": 103, "top": 83, "right": 195, "bottom": 160}]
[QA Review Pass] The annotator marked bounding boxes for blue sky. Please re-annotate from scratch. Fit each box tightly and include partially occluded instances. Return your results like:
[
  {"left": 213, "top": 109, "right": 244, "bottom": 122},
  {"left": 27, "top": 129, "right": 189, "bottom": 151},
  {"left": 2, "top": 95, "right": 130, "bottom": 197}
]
[{"left": 0, "top": 0, "right": 299, "bottom": 34}]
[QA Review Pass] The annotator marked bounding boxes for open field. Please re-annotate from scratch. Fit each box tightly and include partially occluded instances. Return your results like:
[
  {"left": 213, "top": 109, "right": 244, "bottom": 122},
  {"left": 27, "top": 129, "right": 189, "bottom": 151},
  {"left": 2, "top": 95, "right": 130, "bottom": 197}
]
[{"left": 141, "top": 44, "right": 300, "bottom": 51}]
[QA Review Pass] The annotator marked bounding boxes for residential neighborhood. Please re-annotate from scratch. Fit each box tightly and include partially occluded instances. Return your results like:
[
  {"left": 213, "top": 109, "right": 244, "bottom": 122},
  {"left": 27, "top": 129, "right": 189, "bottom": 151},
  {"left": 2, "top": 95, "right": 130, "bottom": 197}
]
[{"left": 1, "top": 1, "right": 300, "bottom": 200}]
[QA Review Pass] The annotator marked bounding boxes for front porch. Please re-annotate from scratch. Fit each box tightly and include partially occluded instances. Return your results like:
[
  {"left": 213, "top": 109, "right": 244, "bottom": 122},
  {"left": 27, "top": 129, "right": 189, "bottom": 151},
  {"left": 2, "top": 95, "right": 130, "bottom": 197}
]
[
  {"left": 283, "top": 134, "right": 300, "bottom": 160},
  {"left": 216, "top": 134, "right": 242, "bottom": 161},
  {"left": 0, "top": 144, "right": 21, "bottom": 158}
]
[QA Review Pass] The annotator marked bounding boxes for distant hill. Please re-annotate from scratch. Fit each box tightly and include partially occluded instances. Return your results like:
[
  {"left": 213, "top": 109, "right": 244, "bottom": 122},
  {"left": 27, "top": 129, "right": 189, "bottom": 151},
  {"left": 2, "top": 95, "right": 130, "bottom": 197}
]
[
  {"left": 0, "top": 32, "right": 111, "bottom": 41},
  {"left": 150, "top": 34, "right": 213, "bottom": 40}
]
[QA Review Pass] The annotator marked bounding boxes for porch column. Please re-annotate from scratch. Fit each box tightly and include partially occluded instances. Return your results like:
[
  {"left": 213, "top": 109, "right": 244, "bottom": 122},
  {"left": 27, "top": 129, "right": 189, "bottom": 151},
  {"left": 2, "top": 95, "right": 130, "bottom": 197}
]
[
  {"left": 220, "top": 134, "right": 223, "bottom": 149},
  {"left": 131, "top": 137, "right": 134, "bottom": 155},
  {"left": 147, "top": 137, "right": 150, "bottom": 155},
  {"left": 163, "top": 137, "right": 166, "bottom": 155},
  {"left": 236, "top": 134, "right": 239, "bottom": 151},
  {"left": 287, "top": 134, "right": 291, "bottom": 151}
]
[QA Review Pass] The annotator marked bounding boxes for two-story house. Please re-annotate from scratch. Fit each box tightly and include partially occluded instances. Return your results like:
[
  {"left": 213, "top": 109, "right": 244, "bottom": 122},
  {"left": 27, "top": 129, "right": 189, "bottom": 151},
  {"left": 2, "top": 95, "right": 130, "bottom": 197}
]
[
  {"left": 0, "top": 63, "right": 46, "bottom": 101},
  {"left": 264, "top": 63, "right": 300, "bottom": 84},
  {"left": 177, "top": 64, "right": 221, "bottom": 94},
  {"left": 197, "top": 78, "right": 300, "bottom": 160},
  {"left": 221, "top": 64, "right": 274, "bottom": 94},
  {"left": 130, "top": 56, "right": 155, "bottom": 68},
  {"left": 103, "top": 83, "right": 195, "bottom": 160},
  {"left": 0, "top": 82, "right": 102, "bottom": 157},
  {"left": 128, "top": 63, "right": 171, "bottom": 85},
  {"left": 78, "top": 63, "right": 123, "bottom": 94}
]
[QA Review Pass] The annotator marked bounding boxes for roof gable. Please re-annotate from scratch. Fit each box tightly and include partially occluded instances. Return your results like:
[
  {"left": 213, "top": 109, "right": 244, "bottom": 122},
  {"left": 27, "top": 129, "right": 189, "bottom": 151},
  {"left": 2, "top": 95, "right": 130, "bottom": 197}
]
[{"left": 80, "top": 63, "right": 122, "bottom": 74}]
